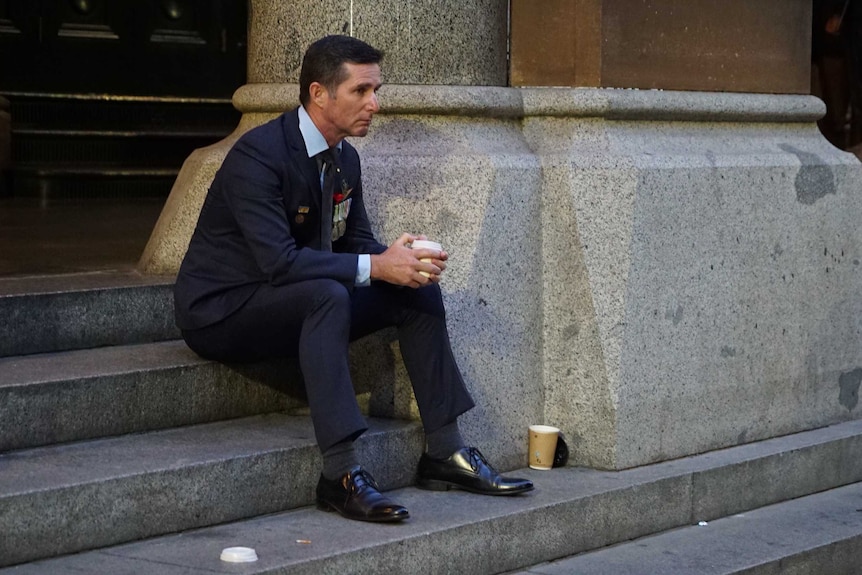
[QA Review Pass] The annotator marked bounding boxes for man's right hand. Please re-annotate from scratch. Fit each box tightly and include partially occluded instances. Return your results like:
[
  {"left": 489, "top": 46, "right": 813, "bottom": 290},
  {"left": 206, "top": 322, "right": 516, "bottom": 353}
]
[{"left": 369, "top": 233, "right": 447, "bottom": 288}]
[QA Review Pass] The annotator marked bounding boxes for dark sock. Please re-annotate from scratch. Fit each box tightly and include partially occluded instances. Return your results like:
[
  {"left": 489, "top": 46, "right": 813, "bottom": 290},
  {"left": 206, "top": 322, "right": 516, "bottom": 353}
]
[
  {"left": 425, "top": 420, "right": 466, "bottom": 460},
  {"left": 321, "top": 440, "right": 360, "bottom": 480}
]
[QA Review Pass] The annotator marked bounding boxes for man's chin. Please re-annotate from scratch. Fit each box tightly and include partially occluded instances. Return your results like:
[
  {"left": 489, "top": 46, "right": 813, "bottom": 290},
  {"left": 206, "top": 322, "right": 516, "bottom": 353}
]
[{"left": 352, "top": 124, "right": 372, "bottom": 137}]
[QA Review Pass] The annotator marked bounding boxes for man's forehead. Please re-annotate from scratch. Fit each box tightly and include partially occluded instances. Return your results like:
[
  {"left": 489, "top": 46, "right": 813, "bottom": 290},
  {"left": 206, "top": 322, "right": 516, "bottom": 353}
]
[{"left": 341, "top": 62, "right": 382, "bottom": 86}]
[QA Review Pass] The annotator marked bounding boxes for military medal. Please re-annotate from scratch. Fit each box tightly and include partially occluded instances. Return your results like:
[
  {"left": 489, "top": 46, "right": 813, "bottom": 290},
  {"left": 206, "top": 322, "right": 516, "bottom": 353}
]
[
  {"left": 332, "top": 219, "right": 346, "bottom": 242},
  {"left": 330, "top": 170, "right": 352, "bottom": 242},
  {"left": 331, "top": 197, "right": 352, "bottom": 241}
]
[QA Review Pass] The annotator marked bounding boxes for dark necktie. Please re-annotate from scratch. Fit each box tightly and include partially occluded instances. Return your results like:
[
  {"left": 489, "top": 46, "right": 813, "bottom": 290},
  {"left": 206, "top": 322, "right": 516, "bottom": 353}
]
[{"left": 318, "top": 149, "right": 337, "bottom": 252}]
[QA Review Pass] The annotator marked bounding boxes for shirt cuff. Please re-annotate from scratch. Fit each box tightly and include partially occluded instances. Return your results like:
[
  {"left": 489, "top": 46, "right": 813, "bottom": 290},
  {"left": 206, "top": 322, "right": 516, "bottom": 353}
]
[{"left": 355, "top": 254, "right": 371, "bottom": 286}]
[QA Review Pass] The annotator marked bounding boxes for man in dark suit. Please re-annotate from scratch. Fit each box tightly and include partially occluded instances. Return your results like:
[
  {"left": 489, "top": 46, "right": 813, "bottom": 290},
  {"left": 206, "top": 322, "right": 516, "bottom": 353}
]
[{"left": 174, "top": 35, "right": 532, "bottom": 523}]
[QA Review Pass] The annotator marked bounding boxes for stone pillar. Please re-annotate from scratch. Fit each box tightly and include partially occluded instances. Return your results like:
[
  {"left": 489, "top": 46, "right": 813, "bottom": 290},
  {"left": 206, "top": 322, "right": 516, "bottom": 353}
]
[
  {"left": 247, "top": 0, "right": 508, "bottom": 85},
  {"left": 141, "top": 0, "right": 862, "bottom": 472},
  {"left": 526, "top": 90, "right": 862, "bottom": 469},
  {"left": 511, "top": 0, "right": 862, "bottom": 469}
]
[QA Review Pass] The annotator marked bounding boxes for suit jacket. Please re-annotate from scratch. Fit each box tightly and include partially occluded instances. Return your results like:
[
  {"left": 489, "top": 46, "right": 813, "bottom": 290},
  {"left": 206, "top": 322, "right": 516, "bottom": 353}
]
[{"left": 174, "top": 107, "right": 387, "bottom": 331}]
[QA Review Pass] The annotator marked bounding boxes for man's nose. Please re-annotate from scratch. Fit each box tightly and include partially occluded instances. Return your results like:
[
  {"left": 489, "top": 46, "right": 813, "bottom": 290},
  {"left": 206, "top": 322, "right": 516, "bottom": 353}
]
[{"left": 368, "top": 92, "right": 379, "bottom": 113}]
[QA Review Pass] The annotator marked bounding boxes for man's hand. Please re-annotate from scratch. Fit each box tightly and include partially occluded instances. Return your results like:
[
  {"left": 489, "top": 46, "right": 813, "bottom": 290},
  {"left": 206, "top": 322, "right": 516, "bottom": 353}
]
[{"left": 369, "top": 233, "right": 448, "bottom": 288}]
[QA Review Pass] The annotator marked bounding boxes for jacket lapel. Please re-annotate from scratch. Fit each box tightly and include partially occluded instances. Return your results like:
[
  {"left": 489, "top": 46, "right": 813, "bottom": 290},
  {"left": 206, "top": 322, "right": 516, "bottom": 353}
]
[{"left": 281, "top": 108, "right": 322, "bottom": 211}]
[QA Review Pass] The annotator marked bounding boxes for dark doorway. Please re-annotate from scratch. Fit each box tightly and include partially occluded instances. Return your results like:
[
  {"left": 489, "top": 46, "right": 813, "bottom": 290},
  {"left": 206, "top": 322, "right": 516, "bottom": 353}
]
[
  {"left": 0, "top": 0, "right": 246, "bottom": 97},
  {"left": 0, "top": 0, "right": 247, "bottom": 277},
  {"left": 811, "top": 0, "right": 862, "bottom": 152}
]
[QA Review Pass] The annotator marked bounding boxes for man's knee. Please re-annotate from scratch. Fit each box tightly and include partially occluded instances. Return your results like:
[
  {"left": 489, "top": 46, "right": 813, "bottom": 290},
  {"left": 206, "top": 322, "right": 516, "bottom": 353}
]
[
  {"left": 308, "top": 278, "right": 351, "bottom": 308},
  {"left": 412, "top": 283, "right": 446, "bottom": 318}
]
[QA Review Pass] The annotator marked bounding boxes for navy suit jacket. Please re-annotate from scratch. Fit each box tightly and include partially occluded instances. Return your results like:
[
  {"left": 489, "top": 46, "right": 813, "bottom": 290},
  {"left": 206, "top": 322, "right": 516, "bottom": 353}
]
[{"left": 175, "top": 107, "right": 387, "bottom": 331}]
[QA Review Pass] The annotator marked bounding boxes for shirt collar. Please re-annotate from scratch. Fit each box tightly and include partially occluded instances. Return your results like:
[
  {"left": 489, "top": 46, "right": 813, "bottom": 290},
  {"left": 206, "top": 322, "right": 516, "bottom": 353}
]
[{"left": 298, "top": 105, "right": 342, "bottom": 158}]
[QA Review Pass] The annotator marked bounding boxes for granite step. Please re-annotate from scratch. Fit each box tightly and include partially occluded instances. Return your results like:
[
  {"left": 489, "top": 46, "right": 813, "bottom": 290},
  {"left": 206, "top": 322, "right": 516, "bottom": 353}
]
[
  {"left": 4, "top": 94, "right": 239, "bottom": 201},
  {"left": 0, "top": 271, "right": 177, "bottom": 357},
  {"left": 8, "top": 165, "right": 179, "bottom": 200},
  {"left": 516, "top": 482, "right": 862, "bottom": 575},
  {"left": 4, "top": 419, "right": 861, "bottom": 574},
  {"left": 11, "top": 129, "right": 223, "bottom": 166},
  {"left": 0, "top": 415, "right": 425, "bottom": 568},
  {"left": 7, "top": 95, "right": 239, "bottom": 135},
  {"left": 0, "top": 340, "right": 305, "bottom": 453}
]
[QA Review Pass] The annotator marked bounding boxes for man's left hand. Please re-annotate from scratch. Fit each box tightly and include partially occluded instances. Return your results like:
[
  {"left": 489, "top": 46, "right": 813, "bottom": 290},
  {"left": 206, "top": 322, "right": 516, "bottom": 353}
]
[{"left": 369, "top": 233, "right": 447, "bottom": 288}]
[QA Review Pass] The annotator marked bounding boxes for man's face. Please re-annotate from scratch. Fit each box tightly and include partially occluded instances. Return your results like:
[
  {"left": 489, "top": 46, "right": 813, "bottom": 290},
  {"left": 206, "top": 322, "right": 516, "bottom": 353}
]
[{"left": 316, "top": 62, "right": 382, "bottom": 143}]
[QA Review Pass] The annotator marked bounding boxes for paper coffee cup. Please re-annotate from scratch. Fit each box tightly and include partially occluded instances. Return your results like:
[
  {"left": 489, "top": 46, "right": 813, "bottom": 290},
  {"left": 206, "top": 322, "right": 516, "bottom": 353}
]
[
  {"left": 411, "top": 239, "right": 442, "bottom": 278},
  {"left": 528, "top": 425, "right": 560, "bottom": 470}
]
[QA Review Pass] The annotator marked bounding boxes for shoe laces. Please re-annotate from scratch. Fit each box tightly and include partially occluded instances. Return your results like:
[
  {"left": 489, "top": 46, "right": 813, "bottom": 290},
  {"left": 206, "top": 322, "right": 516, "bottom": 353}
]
[
  {"left": 465, "top": 447, "right": 488, "bottom": 473},
  {"left": 347, "top": 468, "right": 379, "bottom": 494}
]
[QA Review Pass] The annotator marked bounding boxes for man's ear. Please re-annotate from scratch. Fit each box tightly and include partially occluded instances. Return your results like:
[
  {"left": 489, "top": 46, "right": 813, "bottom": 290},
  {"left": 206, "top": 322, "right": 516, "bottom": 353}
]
[{"left": 309, "top": 82, "right": 328, "bottom": 108}]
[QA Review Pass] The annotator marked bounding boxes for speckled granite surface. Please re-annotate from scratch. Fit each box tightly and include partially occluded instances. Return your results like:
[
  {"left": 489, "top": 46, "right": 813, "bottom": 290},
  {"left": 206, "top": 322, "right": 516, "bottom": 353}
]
[
  {"left": 140, "top": 84, "right": 862, "bottom": 470},
  {"left": 247, "top": 0, "right": 508, "bottom": 86}
]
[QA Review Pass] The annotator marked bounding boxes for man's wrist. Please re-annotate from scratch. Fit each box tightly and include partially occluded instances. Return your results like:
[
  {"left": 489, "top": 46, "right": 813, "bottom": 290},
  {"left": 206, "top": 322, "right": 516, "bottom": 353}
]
[
  {"left": 356, "top": 254, "right": 371, "bottom": 286},
  {"left": 369, "top": 253, "right": 379, "bottom": 281}
]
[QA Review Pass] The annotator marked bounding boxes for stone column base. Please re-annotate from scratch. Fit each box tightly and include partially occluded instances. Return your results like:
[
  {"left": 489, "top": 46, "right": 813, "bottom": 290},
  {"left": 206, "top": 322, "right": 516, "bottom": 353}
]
[{"left": 139, "top": 85, "right": 862, "bottom": 471}]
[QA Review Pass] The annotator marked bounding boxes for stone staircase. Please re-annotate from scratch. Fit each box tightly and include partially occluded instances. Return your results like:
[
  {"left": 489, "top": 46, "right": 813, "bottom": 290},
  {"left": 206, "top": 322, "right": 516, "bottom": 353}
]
[
  {"left": 1, "top": 272, "right": 861, "bottom": 574},
  {"left": 3, "top": 93, "right": 239, "bottom": 200}
]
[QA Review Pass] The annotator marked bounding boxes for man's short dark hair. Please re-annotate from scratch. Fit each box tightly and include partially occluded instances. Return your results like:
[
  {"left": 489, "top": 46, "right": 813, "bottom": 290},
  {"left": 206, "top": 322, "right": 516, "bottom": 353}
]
[{"left": 299, "top": 35, "right": 383, "bottom": 106}]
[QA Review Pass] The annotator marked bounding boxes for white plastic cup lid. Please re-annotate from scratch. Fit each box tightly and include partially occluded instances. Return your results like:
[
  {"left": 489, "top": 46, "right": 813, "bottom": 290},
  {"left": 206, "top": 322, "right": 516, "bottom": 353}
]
[
  {"left": 529, "top": 425, "right": 560, "bottom": 434},
  {"left": 411, "top": 239, "right": 442, "bottom": 251},
  {"left": 220, "top": 546, "right": 259, "bottom": 563}
]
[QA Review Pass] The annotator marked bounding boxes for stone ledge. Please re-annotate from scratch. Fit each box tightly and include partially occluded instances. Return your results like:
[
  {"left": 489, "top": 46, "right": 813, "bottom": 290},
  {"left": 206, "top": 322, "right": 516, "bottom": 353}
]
[
  {"left": 233, "top": 83, "right": 523, "bottom": 117},
  {"left": 233, "top": 83, "right": 825, "bottom": 123},
  {"left": 0, "top": 270, "right": 173, "bottom": 298},
  {"left": 519, "top": 88, "right": 825, "bottom": 123}
]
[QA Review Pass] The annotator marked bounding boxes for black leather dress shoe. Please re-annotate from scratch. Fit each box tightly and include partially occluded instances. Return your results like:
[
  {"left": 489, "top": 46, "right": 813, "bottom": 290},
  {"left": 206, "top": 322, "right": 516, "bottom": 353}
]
[
  {"left": 316, "top": 466, "right": 409, "bottom": 522},
  {"left": 417, "top": 447, "right": 534, "bottom": 496}
]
